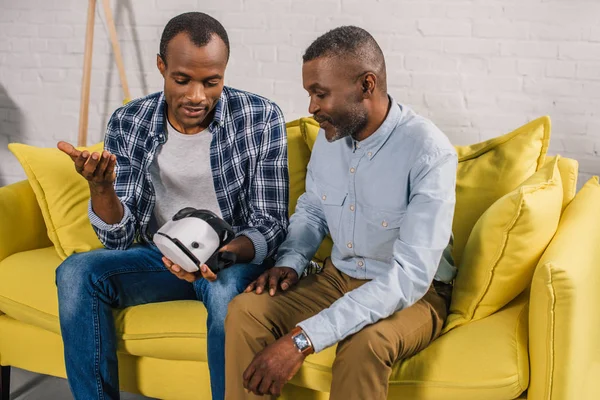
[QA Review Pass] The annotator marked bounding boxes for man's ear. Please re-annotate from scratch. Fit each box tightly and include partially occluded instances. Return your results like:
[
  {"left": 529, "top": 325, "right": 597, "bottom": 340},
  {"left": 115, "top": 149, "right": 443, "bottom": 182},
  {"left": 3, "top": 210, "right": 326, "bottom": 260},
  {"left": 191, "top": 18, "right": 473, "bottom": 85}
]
[
  {"left": 361, "top": 72, "right": 377, "bottom": 97},
  {"left": 157, "top": 54, "right": 166, "bottom": 77}
]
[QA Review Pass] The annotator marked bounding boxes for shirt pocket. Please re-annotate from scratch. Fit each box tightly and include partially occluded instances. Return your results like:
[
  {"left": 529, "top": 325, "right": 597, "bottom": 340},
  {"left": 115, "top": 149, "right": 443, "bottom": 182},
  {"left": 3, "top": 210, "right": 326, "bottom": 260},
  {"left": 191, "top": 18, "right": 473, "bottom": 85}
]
[
  {"left": 317, "top": 185, "right": 347, "bottom": 240},
  {"left": 360, "top": 209, "right": 405, "bottom": 257}
]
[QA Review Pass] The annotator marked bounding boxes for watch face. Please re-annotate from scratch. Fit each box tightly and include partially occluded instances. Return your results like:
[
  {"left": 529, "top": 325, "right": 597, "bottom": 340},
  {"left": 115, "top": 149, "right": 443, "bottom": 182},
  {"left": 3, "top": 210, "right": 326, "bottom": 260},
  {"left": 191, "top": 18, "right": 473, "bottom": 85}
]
[{"left": 293, "top": 333, "right": 310, "bottom": 350}]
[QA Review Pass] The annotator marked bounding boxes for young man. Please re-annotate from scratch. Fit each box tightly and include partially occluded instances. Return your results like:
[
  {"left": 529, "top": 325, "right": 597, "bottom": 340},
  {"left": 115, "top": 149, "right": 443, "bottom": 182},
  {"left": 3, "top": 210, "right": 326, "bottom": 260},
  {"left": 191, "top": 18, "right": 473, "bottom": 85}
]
[
  {"left": 225, "top": 26, "right": 457, "bottom": 399},
  {"left": 55, "top": 12, "right": 288, "bottom": 400}
]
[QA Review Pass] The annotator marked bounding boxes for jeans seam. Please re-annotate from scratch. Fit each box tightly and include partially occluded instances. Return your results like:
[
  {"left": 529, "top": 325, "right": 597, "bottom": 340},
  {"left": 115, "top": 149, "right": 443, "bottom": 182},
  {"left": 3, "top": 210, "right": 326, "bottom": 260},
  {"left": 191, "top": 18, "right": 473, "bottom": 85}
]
[
  {"left": 92, "top": 292, "right": 105, "bottom": 400},
  {"left": 90, "top": 265, "right": 169, "bottom": 399}
]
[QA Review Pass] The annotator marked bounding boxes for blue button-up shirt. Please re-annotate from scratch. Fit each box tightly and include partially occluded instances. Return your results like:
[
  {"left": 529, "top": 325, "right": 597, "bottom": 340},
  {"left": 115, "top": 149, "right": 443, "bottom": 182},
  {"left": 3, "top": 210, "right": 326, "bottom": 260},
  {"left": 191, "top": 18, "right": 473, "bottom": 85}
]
[
  {"left": 89, "top": 87, "right": 289, "bottom": 265},
  {"left": 276, "top": 99, "right": 457, "bottom": 352}
]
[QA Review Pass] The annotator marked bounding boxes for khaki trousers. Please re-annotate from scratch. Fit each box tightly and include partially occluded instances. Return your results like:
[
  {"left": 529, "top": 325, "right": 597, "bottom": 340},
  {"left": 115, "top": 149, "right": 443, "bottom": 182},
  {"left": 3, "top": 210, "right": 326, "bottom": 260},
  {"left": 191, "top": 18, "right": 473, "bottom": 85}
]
[{"left": 224, "top": 260, "right": 449, "bottom": 400}]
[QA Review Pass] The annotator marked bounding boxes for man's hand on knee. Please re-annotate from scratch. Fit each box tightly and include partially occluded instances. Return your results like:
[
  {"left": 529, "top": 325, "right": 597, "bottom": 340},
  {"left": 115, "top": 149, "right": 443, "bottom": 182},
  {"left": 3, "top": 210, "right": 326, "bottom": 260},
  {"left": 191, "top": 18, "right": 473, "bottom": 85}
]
[
  {"left": 243, "top": 330, "right": 307, "bottom": 396},
  {"left": 244, "top": 266, "right": 298, "bottom": 296}
]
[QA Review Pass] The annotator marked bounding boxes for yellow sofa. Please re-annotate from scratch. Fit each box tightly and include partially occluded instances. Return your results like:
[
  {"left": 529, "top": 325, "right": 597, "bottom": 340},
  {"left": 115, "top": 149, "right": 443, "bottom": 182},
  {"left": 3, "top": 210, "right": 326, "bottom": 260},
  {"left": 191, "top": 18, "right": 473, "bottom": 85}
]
[{"left": 1, "top": 117, "right": 600, "bottom": 400}]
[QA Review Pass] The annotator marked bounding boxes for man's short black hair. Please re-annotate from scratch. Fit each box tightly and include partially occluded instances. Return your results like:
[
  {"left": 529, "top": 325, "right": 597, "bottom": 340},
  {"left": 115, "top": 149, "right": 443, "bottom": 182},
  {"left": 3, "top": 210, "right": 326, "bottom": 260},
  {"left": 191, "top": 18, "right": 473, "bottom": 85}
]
[
  {"left": 303, "top": 26, "right": 387, "bottom": 92},
  {"left": 159, "top": 12, "right": 230, "bottom": 64},
  {"left": 303, "top": 26, "right": 383, "bottom": 64}
]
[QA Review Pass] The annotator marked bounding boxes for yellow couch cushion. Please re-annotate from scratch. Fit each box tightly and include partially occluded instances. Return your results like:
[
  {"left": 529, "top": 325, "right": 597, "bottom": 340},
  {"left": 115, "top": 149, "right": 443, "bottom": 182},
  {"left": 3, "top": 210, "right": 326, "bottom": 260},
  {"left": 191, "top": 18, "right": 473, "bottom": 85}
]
[
  {"left": 0, "top": 247, "right": 61, "bottom": 333},
  {"left": 557, "top": 156, "right": 578, "bottom": 211},
  {"left": 529, "top": 177, "right": 600, "bottom": 400},
  {"left": 292, "top": 292, "right": 529, "bottom": 400},
  {"left": 0, "top": 247, "right": 209, "bottom": 362},
  {"left": 8, "top": 142, "right": 104, "bottom": 259},
  {"left": 452, "top": 116, "right": 551, "bottom": 266},
  {"left": 445, "top": 156, "right": 562, "bottom": 332},
  {"left": 286, "top": 117, "right": 333, "bottom": 263}
]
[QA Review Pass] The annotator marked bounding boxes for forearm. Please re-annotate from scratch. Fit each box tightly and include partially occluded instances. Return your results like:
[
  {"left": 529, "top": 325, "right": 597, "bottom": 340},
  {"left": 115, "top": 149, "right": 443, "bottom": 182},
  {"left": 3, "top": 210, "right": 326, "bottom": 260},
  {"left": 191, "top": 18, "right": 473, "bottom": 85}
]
[
  {"left": 274, "top": 219, "right": 326, "bottom": 275},
  {"left": 222, "top": 235, "right": 255, "bottom": 264},
  {"left": 298, "top": 267, "right": 432, "bottom": 353},
  {"left": 89, "top": 183, "right": 124, "bottom": 225}
]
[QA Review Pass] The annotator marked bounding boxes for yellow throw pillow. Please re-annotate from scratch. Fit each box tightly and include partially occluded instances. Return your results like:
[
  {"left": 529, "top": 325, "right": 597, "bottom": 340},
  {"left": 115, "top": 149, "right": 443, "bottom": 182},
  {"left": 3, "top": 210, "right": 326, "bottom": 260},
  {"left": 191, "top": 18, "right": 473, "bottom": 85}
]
[
  {"left": 8, "top": 142, "right": 104, "bottom": 259},
  {"left": 453, "top": 116, "right": 551, "bottom": 267},
  {"left": 557, "top": 157, "right": 579, "bottom": 212},
  {"left": 445, "top": 155, "right": 563, "bottom": 332},
  {"left": 286, "top": 119, "right": 312, "bottom": 218},
  {"left": 299, "top": 117, "right": 319, "bottom": 151},
  {"left": 299, "top": 118, "right": 333, "bottom": 262},
  {"left": 285, "top": 117, "right": 333, "bottom": 264}
]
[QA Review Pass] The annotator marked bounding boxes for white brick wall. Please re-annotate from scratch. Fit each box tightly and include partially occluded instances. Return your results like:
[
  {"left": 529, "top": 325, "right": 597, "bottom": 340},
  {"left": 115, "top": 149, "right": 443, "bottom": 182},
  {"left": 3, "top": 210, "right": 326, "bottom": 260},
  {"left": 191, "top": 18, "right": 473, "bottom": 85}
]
[{"left": 1, "top": 0, "right": 600, "bottom": 188}]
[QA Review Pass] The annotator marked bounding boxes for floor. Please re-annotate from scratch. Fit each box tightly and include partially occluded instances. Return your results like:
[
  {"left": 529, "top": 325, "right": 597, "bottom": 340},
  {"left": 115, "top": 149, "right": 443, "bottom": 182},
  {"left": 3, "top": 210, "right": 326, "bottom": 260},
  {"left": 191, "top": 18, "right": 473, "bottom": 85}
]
[{"left": 8, "top": 367, "right": 155, "bottom": 400}]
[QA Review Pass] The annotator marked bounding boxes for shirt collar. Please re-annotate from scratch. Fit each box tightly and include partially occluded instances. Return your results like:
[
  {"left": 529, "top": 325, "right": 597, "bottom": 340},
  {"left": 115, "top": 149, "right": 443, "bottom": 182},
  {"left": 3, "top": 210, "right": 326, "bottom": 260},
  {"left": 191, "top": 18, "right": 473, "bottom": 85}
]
[
  {"left": 151, "top": 92, "right": 167, "bottom": 142},
  {"left": 150, "top": 88, "right": 230, "bottom": 142},
  {"left": 212, "top": 86, "right": 229, "bottom": 128},
  {"left": 352, "top": 95, "right": 402, "bottom": 160}
]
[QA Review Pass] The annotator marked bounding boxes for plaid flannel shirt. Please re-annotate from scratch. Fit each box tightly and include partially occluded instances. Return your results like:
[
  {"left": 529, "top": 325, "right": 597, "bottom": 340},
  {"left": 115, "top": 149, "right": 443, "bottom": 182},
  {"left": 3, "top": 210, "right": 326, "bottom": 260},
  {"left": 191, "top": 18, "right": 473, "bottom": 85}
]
[{"left": 88, "top": 86, "right": 289, "bottom": 265}]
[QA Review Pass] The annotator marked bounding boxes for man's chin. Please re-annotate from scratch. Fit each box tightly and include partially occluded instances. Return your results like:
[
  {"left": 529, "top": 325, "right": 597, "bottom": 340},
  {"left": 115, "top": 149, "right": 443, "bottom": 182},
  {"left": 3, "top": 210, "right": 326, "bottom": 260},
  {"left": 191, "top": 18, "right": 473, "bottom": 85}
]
[
  {"left": 324, "top": 128, "right": 347, "bottom": 143},
  {"left": 324, "top": 128, "right": 336, "bottom": 142}
]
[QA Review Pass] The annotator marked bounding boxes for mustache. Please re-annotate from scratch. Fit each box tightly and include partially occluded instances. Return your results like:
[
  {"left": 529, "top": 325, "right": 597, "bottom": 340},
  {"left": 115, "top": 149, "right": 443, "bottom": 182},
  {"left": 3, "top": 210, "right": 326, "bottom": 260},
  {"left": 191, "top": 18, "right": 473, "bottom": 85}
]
[{"left": 313, "top": 115, "right": 332, "bottom": 124}]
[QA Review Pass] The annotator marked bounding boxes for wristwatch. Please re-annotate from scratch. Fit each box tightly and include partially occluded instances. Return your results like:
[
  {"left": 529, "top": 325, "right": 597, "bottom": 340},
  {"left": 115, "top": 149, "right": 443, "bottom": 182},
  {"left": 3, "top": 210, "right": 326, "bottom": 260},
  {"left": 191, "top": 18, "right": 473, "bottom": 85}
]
[{"left": 290, "top": 327, "right": 314, "bottom": 355}]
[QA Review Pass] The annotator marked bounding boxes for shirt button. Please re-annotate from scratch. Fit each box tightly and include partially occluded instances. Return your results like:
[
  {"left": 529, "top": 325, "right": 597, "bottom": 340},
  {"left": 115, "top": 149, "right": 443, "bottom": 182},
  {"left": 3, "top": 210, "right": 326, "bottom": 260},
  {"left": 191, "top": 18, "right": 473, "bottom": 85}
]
[
  {"left": 356, "top": 144, "right": 361, "bottom": 149},
  {"left": 350, "top": 167, "right": 355, "bottom": 173},
  {"left": 382, "top": 221, "right": 388, "bottom": 227},
  {"left": 347, "top": 242, "right": 353, "bottom": 249},
  {"left": 349, "top": 205, "right": 355, "bottom": 211},
  {"left": 358, "top": 261, "right": 364, "bottom": 267},
  {"left": 322, "top": 195, "right": 327, "bottom": 200},
  {"left": 368, "top": 152, "right": 372, "bottom": 157}
]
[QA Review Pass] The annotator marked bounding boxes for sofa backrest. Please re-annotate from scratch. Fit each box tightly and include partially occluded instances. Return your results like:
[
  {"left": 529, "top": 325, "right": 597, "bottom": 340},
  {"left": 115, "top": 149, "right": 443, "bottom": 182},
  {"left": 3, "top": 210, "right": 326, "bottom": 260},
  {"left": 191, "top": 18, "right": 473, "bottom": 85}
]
[
  {"left": 0, "top": 179, "right": 52, "bottom": 260},
  {"left": 285, "top": 117, "right": 332, "bottom": 262}
]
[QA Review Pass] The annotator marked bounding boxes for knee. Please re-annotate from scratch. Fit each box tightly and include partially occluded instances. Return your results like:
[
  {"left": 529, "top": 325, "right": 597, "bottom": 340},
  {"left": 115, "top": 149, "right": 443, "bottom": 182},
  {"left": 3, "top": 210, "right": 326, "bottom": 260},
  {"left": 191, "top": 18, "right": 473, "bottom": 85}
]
[
  {"left": 336, "top": 327, "right": 395, "bottom": 368},
  {"left": 56, "top": 252, "right": 96, "bottom": 295},
  {"left": 199, "top": 279, "right": 242, "bottom": 321},
  {"left": 56, "top": 252, "right": 102, "bottom": 321}
]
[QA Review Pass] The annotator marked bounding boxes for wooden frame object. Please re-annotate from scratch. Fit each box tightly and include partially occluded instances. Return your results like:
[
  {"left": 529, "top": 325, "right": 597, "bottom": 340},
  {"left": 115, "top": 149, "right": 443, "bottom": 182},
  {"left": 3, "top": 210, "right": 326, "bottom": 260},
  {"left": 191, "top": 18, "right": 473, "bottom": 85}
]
[
  {"left": 78, "top": 0, "right": 131, "bottom": 146},
  {"left": 0, "top": 365, "right": 9, "bottom": 400}
]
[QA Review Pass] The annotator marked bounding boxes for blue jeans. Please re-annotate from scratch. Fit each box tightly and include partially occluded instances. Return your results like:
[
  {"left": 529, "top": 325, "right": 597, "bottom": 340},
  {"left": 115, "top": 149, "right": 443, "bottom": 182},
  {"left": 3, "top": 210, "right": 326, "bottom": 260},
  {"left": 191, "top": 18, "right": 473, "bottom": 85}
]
[{"left": 56, "top": 244, "right": 268, "bottom": 400}]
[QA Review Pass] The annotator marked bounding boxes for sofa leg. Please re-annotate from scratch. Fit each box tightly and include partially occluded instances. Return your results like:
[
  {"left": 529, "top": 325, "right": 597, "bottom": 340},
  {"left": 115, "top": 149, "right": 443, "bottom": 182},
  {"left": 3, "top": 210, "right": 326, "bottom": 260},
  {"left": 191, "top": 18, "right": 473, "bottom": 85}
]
[{"left": 0, "top": 365, "right": 10, "bottom": 400}]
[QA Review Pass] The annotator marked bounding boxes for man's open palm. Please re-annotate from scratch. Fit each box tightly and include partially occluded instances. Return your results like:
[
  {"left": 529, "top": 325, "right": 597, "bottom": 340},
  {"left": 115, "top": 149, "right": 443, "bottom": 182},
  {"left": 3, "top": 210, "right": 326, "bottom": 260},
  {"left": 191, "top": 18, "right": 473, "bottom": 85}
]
[{"left": 57, "top": 141, "right": 117, "bottom": 187}]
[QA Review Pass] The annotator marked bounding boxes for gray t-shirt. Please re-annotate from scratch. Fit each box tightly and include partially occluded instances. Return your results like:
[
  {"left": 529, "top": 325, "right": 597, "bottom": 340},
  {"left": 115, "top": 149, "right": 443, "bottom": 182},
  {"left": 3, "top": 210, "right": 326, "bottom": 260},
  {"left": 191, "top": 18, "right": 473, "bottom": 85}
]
[{"left": 148, "top": 119, "right": 221, "bottom": 233}]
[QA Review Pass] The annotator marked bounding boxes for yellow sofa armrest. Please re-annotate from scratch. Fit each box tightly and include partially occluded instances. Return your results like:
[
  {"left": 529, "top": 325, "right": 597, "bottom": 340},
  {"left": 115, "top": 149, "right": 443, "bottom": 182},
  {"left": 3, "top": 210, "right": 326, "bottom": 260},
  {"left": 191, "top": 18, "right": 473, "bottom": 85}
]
[
  {"left": 528, "top": 178, "right": 600, "bottom": 400},
  {"left": 0, "top": 180, "right": 52, "bottom": 262}
]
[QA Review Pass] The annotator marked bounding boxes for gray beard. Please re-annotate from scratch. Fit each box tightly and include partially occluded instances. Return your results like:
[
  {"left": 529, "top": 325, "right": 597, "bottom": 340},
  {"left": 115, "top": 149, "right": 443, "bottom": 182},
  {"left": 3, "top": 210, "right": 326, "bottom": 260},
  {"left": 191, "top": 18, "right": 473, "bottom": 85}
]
[{"left": 328, "top": 108, "right": 369, "bottom": 143}]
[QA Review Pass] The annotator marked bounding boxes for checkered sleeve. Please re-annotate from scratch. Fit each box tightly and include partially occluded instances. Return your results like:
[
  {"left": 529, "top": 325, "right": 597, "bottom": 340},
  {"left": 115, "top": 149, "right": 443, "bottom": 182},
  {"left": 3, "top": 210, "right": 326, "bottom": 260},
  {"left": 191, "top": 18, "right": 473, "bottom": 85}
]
[
  {"left": 88, "top": 111, "right": 139, "bottom": 250},
  {"left": 237, "top": 103, "right": 289, "bottom": 264}
]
